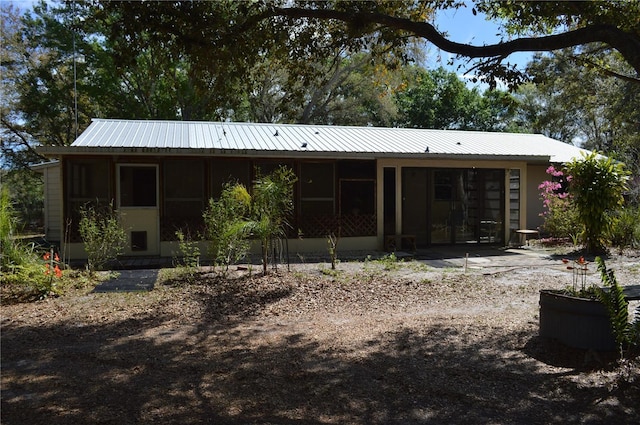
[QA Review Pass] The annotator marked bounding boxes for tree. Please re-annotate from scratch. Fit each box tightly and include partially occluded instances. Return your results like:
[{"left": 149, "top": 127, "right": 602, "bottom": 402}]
[
  {"left": 256, "top": 1, "right": 640, "bottom": 89},
  {"left": 238, "top": 52, "right": 401, "bottom": 126},
  {"left": 516, "top": 48, "right": 640, "bottom": 202},
  {"left": 395, "top": 66, "right": 521, "bottom": 131}
]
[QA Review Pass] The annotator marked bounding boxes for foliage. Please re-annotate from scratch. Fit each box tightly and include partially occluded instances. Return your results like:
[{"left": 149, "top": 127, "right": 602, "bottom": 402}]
[
  {"left": 203, "top": 183, "right": 251, "bottom": 275},
  {"left": 519, "top": 49, "right": 640, "bottom": 199},
  {"left": 78, "top": 202, "right": 126, "bottom": 273},
  {"left": 366, "top": 252, "right": 401, "bottom": 272},
  {"left": 265, "top": 1, "right": 640, "bottom": 89},
  {"left": 246, "top": 166, "right": 297, "bottom": 275},
  {"left": 595, "top": 257, "right": 636, "bottom": 359},
  {"left": 1, "top": 186, "right": 59, "bottom": 298},
  {"left": 174, "top": 229, "right": 201, "bottom": 282},
  {"left": 608, "top": 205, "right": 640, "bottom": 251},
  {"left": 239, "top": 52, "right": 401, "bottom": 126},
  {"left": 538, "top": 165, "right": 580, "bottom": 239},
  {"left": 565, "top": 152, "right": 630, "bottom": 253},
  {"left": 0, "top": 168, "right": 44, "bottom": 231},
  {"left": 1, "top": 185, "right": 22, "bottom": 270}
]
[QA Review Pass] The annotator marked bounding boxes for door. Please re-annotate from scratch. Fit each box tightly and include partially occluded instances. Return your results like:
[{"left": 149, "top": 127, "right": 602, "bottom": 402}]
[{"left": 117, "top": 164, "right": 159, "bottom": 256}]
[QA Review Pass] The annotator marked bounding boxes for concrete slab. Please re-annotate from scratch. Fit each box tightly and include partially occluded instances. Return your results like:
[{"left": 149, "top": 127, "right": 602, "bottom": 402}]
[{"left": 92, "top": 269, "right": 158, "bottom": 293}]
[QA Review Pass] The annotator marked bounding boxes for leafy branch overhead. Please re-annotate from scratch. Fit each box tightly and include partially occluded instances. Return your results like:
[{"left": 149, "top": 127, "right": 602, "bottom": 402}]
[{"left": 258, "top": 1, "right": 640, "bottom": 88}]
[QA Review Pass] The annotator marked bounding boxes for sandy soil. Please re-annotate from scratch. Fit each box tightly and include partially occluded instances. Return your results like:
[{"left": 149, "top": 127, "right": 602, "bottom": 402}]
[{"left": 2, "top": 249, "right": 639, "bottom": 424}]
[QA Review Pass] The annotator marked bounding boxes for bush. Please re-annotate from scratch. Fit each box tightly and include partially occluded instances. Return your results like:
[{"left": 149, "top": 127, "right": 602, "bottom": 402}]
[
  {"left": 79, "top": 202, "right": 126, "bottom": 273},
  {"left": 174, "top": 229, "right": 201, "bottom": 282},
  {"left": 609, "top": 206, "right": 640, "bottom": 250},
  {"left": 203, "top": 183, "right": 251, "bottom": 275},
  {"left": 538, "top": 166, "right": 581, "bottom": 240},
  {"left": 566, "top": 152, "right": 629, "bottom": 253},
  {"left": 1, "top": 187, "right": 61, "bottom": 299}
]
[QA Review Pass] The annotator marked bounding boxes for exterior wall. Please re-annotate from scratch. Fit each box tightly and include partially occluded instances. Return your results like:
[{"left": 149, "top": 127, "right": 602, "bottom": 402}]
[
  {"left": 43, "top": 164, "right": 63, "bottom": 244},
  {"left": 526, "top": 164, "right": 548, "bottom": 231},
  {"left": 56, "top": 154, "right": 547, "bottom": 260}
]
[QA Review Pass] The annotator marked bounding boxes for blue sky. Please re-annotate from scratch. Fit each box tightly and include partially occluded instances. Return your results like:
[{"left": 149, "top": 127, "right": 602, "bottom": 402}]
[{"left": 431, "top": 3, "right": 533, "bottom": 88}]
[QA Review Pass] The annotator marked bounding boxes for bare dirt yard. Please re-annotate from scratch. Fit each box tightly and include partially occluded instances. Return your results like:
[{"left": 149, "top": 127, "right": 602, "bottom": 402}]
[{"left": 2, "top": 248, "right": 639, "bottom": 424}]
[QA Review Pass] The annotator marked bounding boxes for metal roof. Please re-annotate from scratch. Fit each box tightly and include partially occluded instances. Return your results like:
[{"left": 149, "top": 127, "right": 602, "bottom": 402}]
[{"left": 39, "top": 118, "right": 590, "bottom": 163}]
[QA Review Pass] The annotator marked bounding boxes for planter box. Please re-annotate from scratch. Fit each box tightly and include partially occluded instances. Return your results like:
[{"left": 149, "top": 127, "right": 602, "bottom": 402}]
[{"left": 539, "top": 289, "right": 616, "bottom": 351}]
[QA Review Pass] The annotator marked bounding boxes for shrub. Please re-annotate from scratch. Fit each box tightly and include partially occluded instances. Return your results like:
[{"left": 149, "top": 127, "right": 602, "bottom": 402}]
[
  {"left": 79, "top": 202, "right": 126, "bottom": 273},
  {"left": 565, "top": 152, "right": 629, "bottom": 253},
  {"left": 174, "top": 229, "right": 201, "bottom": 282},
  {"left": 1, "top": 187, "right": 61, "bottom": 298},
  {"left": 609, "top": 205, "right": 640, "bottom": 250},
  {"left": 595, "top": 257, "right": 638, "bottom": 359},
  {"left": 246, "top": 166, "right": 297, "bottom": 274},
  {"left": 538, "top": 165, "right": 580, "bottom": 240},
  {"left": 203, "top": 182, "right": 251, "bottom": 275}
]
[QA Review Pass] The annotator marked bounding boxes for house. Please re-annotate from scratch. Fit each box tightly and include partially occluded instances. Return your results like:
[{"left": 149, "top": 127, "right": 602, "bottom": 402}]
[{"left": 36, "top": 118, "right": 590, "bottom": 259}]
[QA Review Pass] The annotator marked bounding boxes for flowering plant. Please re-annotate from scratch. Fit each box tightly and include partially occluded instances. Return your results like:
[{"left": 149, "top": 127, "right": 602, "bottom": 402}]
[
  {"left": 562, "top": 256, "right": 589, "bottom": 293},
  {"left": 43, "top": 248, "right": 63, "bottom": 288},
  {"left": 538, "top": 165, "right": 580, "bottom": 240}
]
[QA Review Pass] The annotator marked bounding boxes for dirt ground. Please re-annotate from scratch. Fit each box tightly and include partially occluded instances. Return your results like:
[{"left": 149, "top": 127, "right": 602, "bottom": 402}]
[{"left": 2, "top": 247, "right": 639, "bottom": 424}]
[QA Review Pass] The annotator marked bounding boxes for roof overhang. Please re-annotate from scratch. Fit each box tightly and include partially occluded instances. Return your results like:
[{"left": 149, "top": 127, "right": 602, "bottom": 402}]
[{"left": 37, "top": 146, "right": 550, "bottom": 163}]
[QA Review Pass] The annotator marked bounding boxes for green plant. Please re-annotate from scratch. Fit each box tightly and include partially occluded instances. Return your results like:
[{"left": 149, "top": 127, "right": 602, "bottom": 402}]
[
  {"left": 608, "top": 205, "right": 640, "bottom": 251},
  {"left": 538, "top": 165, "right": 581, "bottom": 240},
  {"left": 246, "top": 166, "right": 297, "bottom": 275},
  {"left": 565, "top": 152, "right": 630, "bottom": 253},
  {"left": 327, "top": 233, "right": 339, "bottom": 270},
  {"left": 79, "top": 201, "right": 127, "bottom": 274},
  {"left": 203, "top": 182, "right": 251, "bottom": 275},
  {"left": 174, "top": 229, "right": 201, "bottom": 281},
  {"left": 594, "top": 257, "right": 635, "bottom": 359},
  {"left": 1, "top": 185, "right": 23, "bottom": 271},
  {"left": 1, "top": 186, "right": 61, "bottom": 299},
  {"left": 376, "top": 252, "right": 400, "bottom": 271}
]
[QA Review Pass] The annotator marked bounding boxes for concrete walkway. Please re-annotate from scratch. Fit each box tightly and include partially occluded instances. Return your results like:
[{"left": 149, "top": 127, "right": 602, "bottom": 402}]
[
  {"left": 92, "top": 269, "right": 159, "bottom": 293},
  {"left": 91, "top": 247, "right": 552, "bottom": 293}
]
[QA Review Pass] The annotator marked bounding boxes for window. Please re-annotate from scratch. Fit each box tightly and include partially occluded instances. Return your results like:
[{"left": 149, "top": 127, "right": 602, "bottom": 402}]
[
  {"left": 300, "top": 162, "right": 334, "bottom": 215},
  {"left": 67, "top": 159, "right": 110, "bottom": 202},
  {"left": 119, "top": 166, "right": 157, "bottom": 207},
  {"left": 164, "top": 160, "right": 204, "bottom": 218},
  {"left": 211, "top": 159, "right": 250, "bottom": 199}
]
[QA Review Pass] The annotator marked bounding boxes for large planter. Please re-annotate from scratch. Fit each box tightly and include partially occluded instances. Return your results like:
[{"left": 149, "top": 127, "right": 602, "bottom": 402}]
[{"left": 539, "top": 289, "right": 616, "bottom": 351}]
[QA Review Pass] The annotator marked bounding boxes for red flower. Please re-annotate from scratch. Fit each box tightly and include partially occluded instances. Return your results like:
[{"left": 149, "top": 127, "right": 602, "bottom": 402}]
[
  {"left": 44, "top": 263, "right": 50, "bottom": 275},
  {"left": 54, "top": 253, "right": 60, "bottom": 262},
  {"left": 43, "top": 252, "right": 50, "bottom": 261},
  {"left": 54, "top": 265, "right": 62, "bottom": 278}
]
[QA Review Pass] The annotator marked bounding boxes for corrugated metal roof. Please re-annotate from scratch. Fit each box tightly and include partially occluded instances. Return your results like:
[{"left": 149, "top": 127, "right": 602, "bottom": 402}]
[{"left": 52, "top": 118, "right": 590, "bottom": 163}]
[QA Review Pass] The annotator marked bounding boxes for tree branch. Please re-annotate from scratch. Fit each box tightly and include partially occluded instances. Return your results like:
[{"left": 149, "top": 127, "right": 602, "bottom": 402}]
[{"left": 267, "top": 7, "right": 640, "bottom": 75}]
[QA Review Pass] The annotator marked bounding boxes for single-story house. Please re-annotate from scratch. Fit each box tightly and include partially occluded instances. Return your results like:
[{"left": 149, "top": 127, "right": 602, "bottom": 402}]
[{"left": 36, "top": 118, "right": 590, "bottom": 259}]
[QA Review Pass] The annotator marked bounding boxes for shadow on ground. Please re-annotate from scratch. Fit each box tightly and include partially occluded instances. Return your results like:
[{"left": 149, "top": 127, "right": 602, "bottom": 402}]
[{"left": 2, "top": 279, "right": 638, "bottom": 425}]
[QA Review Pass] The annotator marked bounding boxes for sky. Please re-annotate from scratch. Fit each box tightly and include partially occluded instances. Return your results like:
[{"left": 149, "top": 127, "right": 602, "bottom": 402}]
[{"left": 431, "top": 3, "right": 533, "bottom": 88}]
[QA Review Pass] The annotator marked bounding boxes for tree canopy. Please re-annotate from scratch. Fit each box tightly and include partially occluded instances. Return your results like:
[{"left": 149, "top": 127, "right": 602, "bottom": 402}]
[{"left": 259, "top": 0, "right": 640, "bottom": 89}]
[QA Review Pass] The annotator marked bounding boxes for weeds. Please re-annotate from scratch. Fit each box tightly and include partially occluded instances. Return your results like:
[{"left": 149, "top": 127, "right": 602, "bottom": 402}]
[{"left": 79, "top": 202, "right": 126, "bottom": 274}]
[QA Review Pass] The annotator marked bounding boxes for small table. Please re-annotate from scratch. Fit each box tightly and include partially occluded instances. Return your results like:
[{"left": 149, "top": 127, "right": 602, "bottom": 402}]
[{"left": 515, "top": 229, "right": 539, "bottom": 246}]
